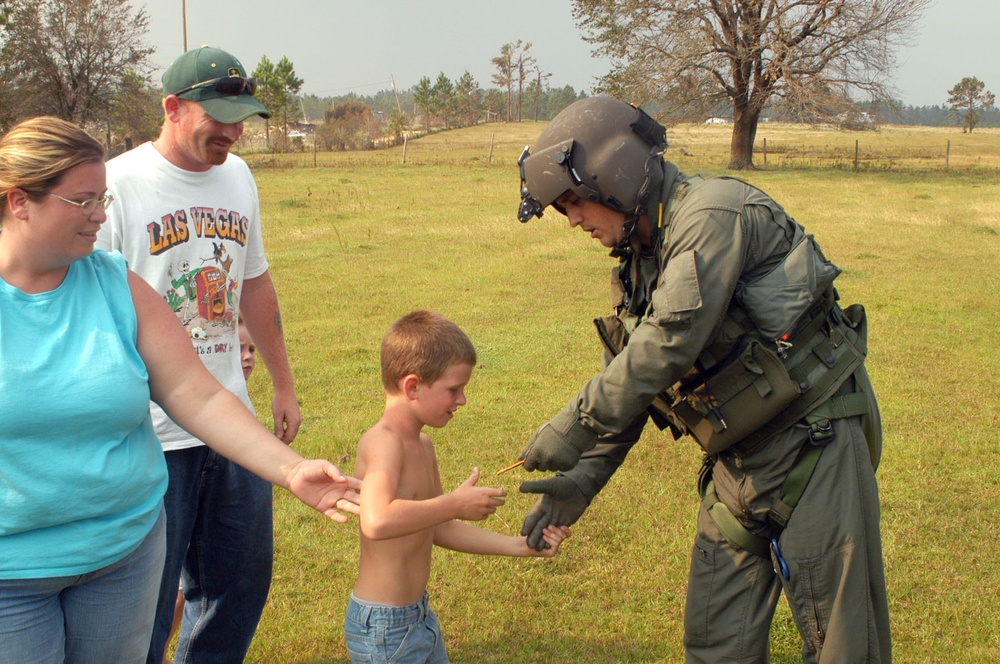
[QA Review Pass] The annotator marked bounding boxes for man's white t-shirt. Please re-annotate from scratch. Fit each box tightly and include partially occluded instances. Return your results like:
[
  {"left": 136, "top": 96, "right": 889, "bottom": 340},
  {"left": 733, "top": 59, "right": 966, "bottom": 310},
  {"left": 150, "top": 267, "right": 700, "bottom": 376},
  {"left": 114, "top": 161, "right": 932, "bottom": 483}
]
[{"left": 98, "top": 142, "right": 267, "bottom": 451}]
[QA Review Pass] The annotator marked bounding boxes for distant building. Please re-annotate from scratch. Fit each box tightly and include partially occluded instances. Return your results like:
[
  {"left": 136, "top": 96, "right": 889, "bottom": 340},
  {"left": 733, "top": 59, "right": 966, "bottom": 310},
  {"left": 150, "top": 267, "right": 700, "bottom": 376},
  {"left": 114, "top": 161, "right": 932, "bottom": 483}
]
[{"left": 705, "top": 117, "right": 730, "bottom": 124}]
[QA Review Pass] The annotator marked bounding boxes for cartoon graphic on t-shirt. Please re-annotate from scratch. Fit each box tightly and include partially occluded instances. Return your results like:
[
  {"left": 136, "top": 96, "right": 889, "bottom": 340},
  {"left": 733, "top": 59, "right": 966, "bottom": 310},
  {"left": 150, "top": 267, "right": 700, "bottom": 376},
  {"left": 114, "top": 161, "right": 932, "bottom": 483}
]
[{"left": 163, "top": 244, "right": 240, "bottom": 341}]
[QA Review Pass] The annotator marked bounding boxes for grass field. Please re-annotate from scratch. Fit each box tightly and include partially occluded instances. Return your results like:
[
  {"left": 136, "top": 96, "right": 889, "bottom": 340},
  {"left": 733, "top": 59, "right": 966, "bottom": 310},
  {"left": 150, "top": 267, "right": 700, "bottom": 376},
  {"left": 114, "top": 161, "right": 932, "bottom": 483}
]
[{"left": 224, "top": 122, "right": 999, "bottom": 663}]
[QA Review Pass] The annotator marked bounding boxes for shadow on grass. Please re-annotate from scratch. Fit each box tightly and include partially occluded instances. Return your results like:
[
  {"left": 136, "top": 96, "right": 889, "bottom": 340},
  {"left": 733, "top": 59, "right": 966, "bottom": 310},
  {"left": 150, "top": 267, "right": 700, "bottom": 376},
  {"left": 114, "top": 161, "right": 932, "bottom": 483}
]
[{"left": 288, "top": 632, "right": 680, "bottom": 663}]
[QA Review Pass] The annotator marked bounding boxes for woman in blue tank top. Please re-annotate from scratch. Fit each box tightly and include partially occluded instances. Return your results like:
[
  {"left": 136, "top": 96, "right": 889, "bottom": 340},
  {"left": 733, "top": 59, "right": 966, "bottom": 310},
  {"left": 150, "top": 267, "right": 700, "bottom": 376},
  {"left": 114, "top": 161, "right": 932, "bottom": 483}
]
[{"left": 0, "top": 117, "right": 361, "bottom": 663}]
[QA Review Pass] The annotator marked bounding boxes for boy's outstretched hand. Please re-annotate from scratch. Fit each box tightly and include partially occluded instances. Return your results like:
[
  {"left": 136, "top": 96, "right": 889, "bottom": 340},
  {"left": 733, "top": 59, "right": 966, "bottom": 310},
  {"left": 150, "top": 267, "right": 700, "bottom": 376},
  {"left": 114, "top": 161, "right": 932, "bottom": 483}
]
[
  {"left": 527, "top": 525, "right": 572, "bottom": 558},
  {"left": 450, "top": 467, "right": 507, "bottom": 521}
]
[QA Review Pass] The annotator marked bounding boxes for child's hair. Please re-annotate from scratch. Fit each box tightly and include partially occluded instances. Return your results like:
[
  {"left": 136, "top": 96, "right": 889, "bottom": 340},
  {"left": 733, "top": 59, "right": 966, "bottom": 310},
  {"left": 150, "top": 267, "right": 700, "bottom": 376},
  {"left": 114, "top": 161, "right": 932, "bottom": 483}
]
[{"left": 381, "top": 310, "right": 476, "bottom": 394}]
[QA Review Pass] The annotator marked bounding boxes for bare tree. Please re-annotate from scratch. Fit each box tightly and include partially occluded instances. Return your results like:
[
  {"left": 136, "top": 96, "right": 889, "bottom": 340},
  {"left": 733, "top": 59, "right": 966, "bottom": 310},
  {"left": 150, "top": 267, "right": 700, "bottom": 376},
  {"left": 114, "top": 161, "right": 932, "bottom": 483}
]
[
  {"left": 530, "top": 64, "right": 552, "bottom": 121},
  {"left": 491, "top": 42, "right": 515, "bottom": 122},
  {"left": 573, "top": 0, "right": 931, "bottom": 169},
  {"left": 946, "top": 76, "right": 994, "bottom": 133},
  {"left": 0, "top": 0, "right": 153, "bottom": 129},
  {"left": 513, "top": 41, "right": 534, "bottom": 122}
]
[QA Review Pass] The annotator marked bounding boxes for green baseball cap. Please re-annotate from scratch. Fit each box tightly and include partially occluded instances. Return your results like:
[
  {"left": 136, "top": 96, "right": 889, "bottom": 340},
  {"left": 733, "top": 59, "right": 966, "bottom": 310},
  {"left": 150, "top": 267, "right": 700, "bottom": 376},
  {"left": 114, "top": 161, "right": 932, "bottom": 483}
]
[{"left": 162, "top": 46, "right": 270, "bottom": 123}]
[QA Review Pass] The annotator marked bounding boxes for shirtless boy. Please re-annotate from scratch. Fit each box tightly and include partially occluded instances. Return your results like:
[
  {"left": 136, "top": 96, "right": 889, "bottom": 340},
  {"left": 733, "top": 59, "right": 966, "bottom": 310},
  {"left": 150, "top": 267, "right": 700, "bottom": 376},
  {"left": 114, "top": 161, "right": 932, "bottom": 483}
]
[{"left": 345, "top": 309, "right": 570, "bottom": 663}]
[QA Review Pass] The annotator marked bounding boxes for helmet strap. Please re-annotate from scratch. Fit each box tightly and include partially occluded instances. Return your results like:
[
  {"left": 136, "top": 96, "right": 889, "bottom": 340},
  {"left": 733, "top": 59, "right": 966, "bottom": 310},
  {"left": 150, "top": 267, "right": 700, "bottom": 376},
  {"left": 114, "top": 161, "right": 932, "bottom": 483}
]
[{"left": 613, "top": 149, "right": 666, "bottom": 255}]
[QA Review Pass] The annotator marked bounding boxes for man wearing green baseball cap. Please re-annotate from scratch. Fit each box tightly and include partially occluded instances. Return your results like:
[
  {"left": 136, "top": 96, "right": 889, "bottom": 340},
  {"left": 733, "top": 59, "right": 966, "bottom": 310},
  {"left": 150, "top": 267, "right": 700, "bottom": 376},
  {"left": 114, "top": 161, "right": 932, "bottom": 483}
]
[
  {"left": 97, "top": 46, "right": 315, "bottom": 664},
  {"left": 161, "top": 45, "right": 270, "bottom": 125}
]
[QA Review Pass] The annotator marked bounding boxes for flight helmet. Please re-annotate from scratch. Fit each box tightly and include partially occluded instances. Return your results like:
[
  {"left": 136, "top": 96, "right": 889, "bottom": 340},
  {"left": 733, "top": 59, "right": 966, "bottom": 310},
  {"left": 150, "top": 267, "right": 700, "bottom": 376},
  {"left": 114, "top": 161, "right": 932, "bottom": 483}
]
[{"left": 517, "top": 96, "right": 667, "bottom": 223}]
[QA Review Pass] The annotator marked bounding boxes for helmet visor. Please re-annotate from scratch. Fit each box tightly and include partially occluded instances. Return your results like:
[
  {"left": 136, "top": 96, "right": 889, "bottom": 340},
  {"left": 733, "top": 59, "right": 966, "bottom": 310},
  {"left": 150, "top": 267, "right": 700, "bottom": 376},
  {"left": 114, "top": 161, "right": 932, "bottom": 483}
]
[{"left": 517, "top": 139, "right": 600, "bottom": 222}]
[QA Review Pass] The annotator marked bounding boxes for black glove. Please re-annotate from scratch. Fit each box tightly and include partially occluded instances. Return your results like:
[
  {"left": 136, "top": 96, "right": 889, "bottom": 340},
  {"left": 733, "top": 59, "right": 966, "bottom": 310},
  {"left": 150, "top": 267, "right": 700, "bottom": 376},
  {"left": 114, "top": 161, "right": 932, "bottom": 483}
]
[
  {"left": 519, "top": 407, "right": 598, "bottom": 472},
  {"left": 519, "top": 474, "right": 590, "bottom": 551}
]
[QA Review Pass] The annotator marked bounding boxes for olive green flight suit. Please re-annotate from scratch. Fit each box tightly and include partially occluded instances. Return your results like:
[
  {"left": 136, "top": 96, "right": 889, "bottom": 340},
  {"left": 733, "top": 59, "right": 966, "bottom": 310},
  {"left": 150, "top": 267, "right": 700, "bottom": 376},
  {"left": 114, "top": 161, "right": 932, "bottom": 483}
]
[{"left": 559, "top": 162, "right": 891, "bottom": 663}]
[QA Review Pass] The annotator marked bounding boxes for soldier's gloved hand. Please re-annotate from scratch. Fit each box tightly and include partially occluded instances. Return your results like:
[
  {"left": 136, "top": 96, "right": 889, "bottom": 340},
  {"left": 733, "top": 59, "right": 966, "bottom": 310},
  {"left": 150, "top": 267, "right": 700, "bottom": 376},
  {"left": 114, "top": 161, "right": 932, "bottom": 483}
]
[
  {"left": 519, "top": 474, "right": 590, "bottom": 551},
  {"left": 519, "top": 407, "right": 598, "bottom": 472}
]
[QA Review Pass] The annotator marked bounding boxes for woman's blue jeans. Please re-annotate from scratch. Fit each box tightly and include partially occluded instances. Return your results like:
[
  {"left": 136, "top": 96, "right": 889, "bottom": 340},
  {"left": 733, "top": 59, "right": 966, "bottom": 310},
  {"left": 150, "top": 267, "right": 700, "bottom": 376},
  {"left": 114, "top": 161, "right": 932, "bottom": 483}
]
[{"left": 0, "top": 507, "right": 166, "bottom": 664}]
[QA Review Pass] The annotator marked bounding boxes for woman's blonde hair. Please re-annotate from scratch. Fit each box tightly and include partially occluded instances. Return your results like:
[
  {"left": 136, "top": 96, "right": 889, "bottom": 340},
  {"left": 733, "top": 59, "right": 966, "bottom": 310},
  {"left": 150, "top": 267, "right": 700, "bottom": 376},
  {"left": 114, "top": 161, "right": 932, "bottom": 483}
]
[
  {"left": 381, "top": 310, "right": 477, "bottom": 394},
  {"left": 0, "top": 116, "right": 105, "bottom": 214}
]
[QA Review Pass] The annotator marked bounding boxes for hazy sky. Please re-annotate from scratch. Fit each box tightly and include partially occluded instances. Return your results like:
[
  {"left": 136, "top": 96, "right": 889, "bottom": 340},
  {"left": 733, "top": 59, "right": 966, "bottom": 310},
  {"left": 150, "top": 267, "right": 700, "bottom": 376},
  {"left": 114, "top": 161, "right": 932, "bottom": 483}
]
[{"left": 141, "top": 0, "right": 993, "bottom": 108}]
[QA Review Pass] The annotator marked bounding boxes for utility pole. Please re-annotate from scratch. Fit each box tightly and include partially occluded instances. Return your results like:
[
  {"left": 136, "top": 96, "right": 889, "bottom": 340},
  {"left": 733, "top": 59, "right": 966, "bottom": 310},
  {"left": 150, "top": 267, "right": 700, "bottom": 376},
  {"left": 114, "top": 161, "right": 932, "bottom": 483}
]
[
  {"left": 181, "top": 0, "right": 188, "bottom": 51},
  {"left": 390, "top": 75, "right": 402, "bottom": 114}
]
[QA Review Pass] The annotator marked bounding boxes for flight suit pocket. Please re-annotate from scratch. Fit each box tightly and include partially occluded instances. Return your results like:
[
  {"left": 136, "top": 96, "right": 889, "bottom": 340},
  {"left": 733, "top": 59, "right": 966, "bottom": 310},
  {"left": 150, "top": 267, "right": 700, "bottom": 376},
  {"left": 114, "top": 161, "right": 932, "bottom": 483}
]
[{"left": 663, "top": 249, "right": 702, "bottom": 315}]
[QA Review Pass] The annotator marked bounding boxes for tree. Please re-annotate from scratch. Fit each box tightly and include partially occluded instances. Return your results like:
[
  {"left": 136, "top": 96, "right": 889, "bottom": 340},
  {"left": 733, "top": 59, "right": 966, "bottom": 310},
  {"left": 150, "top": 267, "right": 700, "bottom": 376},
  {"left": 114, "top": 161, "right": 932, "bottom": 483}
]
[
  {"left": 317, "top": 99, "right": 373, "bottom": 151},
  {"left": 529, "top": 64, "right": 552, "bottom": 121},
  {"left": 252, "top": 55, "right": 278, "bottom": 144},
  {"left": 453, "top": 71, "right": 482, "bottom": 127},
  {"left": 482, "top": 88, "right": 505, "bottom": 122},
  {"left": 431, "top": 72, "right": 455, "bottom": 128},
  {"left": 491, "top": 40, "right": 533, "bottom": 122},
  {"left": 548, "top": 85, "right": 587, "bottom": 118},
  {"left": 273, "top": 56, "right": 303, "bottom": 147},
  {"left": 413, "top": 76, "right": 433, "bottom": 131},
  {"left": 106, "top": 68, "right": 161, "bottom": 153},
  {"left": 251, "top": 55, "right": 303, "bottom": 150},
  {"left": 946, "top": 76, "right": 994, "bottom": 133},
  {"left": 573, "top": 0, "right": 931, "bottom": 169},
  {"left": 385, "top": 106, "right": 408, "bottom": 143},
  {"left": 513, "top": 42, "right": 535, "bottom": 122},
  {"left": 0, "top": 0, "right": 154, "bottom": 130}
]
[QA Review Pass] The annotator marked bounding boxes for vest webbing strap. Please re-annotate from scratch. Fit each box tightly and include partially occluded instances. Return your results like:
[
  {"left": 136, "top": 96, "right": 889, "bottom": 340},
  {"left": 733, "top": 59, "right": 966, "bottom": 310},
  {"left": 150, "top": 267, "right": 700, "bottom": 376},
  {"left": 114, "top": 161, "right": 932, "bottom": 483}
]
[{"left": 699, "top": 389, "right": 871, "bottom": 558}]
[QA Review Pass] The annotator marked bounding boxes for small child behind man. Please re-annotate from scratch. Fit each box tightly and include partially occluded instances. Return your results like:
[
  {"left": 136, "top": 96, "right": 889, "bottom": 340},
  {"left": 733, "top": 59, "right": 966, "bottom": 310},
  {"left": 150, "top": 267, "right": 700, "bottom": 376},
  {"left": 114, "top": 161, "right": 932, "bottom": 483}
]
[{"left": 345, "top": 309, "right": 570, "bottom": 664}]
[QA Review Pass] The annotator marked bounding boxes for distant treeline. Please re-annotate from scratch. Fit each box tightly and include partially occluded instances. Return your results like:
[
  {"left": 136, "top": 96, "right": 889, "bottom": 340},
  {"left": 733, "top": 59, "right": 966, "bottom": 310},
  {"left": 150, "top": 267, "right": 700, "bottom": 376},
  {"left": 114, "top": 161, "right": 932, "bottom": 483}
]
[
  {"left": 298, "top": 89, "right": 996, "bottom": 130},
  {"left": 298, "top": 85, "right": 587, "bottom": 126},
  {"left": 860, "top": 101, "right": 1000, "bottom": 127}
]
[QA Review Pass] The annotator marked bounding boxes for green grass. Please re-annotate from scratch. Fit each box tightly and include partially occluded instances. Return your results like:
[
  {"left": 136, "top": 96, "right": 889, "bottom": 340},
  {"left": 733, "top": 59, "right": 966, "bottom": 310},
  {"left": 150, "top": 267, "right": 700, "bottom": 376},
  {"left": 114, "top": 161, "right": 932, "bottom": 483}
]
[{"left": 232, "top": 123, "right": 1000, "bottom": 663}]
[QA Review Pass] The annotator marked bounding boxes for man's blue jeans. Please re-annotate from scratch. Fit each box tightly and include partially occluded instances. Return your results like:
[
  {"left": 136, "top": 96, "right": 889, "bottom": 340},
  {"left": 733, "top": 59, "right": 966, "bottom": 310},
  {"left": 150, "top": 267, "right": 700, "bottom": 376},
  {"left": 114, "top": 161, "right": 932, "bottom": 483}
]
[{"left": 146, "top": 446, "right": 274, "bottom": 664}]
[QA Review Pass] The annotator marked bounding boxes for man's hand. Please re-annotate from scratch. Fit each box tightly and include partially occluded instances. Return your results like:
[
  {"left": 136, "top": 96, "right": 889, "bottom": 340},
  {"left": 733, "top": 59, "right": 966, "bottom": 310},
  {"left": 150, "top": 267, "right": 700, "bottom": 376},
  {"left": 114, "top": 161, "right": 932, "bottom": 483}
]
[
  {"left": 272, "top": 387, "right": 302, "bottom": 444},
  {"left": 519, "top": 474, "right": 590, "bottom": 551},
  {"left": 519, "top": 408, "right": 598, "bottom": 472}
]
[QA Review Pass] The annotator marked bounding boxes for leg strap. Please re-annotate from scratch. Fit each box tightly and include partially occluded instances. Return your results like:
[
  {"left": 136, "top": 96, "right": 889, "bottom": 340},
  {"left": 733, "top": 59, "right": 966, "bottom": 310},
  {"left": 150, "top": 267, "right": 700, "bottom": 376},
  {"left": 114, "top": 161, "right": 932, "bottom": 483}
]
[{"left": 698, "top": 387, "right": 872, "bottom": 559}]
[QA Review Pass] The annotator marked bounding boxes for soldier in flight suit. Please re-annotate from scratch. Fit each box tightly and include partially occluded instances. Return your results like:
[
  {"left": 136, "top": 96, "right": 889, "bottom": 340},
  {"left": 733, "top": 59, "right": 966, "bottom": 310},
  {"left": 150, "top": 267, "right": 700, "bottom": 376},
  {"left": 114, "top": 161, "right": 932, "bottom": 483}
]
[{"left": 515, "top": 96, "right": 890, "bottom": 663}]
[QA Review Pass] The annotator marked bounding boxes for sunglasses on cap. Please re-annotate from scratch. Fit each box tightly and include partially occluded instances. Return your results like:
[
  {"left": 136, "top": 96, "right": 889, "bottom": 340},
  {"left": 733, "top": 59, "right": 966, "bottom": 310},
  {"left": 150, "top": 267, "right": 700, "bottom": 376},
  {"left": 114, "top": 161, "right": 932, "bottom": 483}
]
[{"left": 173, "top": 75, "right": 258, "bottom": 98}]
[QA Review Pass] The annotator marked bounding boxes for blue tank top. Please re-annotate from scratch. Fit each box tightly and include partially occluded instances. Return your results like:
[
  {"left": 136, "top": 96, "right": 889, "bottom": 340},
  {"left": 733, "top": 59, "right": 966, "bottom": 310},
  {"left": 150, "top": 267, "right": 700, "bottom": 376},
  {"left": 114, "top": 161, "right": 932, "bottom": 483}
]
[{"left": 0, "top": 250, "right": 168, "bottom": 578}]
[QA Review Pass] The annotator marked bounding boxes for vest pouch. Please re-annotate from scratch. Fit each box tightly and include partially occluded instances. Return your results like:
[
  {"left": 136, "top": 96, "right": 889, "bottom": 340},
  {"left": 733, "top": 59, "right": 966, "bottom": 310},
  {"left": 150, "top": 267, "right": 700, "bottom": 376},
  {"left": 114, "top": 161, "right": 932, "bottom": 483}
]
[
  {"left": 669, "top": 340, "right": 801, "bottom": 454},
  {"left": 594, "top": 315, "right": 629, "bottom": 356},
  {"left": 739, "top": 233, "right": 841, "bottom": 341}
]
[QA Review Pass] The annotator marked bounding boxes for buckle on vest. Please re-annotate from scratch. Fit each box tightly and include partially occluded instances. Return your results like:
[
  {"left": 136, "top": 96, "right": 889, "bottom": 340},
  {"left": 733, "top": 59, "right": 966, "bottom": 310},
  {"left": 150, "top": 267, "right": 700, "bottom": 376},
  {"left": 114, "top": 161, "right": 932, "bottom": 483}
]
[{"left": 807, "top": 418, "right": 834, "bottom": 445}]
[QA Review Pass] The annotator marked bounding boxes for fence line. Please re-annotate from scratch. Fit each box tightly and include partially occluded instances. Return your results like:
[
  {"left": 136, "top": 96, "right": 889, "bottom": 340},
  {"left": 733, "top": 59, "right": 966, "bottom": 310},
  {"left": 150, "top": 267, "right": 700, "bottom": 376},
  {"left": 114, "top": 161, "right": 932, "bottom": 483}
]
[
  {"left": 239, "top": 134, "right": 1000, "bottom": 174},
  {"left": 752, "top": 137, "right": 997, "bottom": 172}
]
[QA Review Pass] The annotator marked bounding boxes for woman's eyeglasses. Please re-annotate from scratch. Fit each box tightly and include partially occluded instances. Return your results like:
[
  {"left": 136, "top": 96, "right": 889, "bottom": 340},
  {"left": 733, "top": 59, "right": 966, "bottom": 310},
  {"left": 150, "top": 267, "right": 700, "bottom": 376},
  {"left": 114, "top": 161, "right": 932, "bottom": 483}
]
[
  {"left": 49, "top": 192, "right": 115, "bottom": 215},
  {"left": 173, "top": 76, "right": 258, "bottom": 98}
]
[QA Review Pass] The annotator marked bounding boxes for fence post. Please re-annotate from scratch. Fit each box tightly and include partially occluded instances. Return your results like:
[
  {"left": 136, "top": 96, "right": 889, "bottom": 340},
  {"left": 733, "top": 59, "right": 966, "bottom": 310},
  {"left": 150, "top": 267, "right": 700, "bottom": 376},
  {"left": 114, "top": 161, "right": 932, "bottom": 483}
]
[
  {"left": 489, "top": 133, "right": 495, "bottom": 164},
  {"left": 763, "top": 138, "right": 767, "bottom": 166},
  {"left": 402, "top": 136, "right": 408, "bottom": 165},
  {"left": 854, "top": 140, "right": 859, "bottom": 171},
  {"left": 946, "top": 140, "right": 950, "bottom": 171}
]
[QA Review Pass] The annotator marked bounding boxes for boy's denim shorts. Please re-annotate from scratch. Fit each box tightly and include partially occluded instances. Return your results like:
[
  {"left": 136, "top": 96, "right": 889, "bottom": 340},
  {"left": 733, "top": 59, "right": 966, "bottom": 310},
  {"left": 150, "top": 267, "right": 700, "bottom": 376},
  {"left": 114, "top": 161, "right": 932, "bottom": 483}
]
[{"left": 344, "top": 592, "right": 448, "bottom": 663}]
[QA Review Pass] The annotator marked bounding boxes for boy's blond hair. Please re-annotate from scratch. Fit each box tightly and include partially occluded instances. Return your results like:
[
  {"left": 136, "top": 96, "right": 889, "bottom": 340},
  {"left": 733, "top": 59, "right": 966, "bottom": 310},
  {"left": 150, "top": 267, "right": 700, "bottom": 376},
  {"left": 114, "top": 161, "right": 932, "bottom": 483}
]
[{"left": 381, "top": 310, "right": 476, "bottom": 394}]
